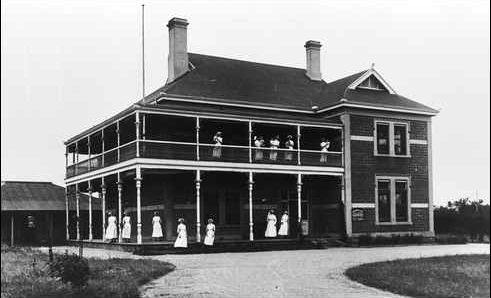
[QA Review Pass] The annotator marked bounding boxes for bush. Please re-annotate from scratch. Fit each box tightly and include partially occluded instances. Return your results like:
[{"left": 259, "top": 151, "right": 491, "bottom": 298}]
[
  {"left": 435, "top": 234, "right": 468, "bottom": 244},
  {"left": 357, "top": 233, "right": 425, "bottom": 246},
  {"left": 49, "top": 253, "right": 90, "bottom": 287}
]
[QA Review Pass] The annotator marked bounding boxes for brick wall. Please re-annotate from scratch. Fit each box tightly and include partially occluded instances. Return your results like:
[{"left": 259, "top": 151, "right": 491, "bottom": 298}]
[{"left": 349, "top": 114, "right": 431, "bottom": 234}]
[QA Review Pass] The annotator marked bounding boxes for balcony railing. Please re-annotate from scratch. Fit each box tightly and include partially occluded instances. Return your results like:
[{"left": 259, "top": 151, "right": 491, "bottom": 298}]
[{"left": 66, "top": 140, "right": 342, "bottom": 178}]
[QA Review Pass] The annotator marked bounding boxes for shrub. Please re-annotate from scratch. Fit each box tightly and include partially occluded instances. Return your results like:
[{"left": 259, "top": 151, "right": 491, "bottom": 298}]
[
  {"left": 49, "top": 253, "right": 90, "bottom": 287},
  {"left": 435, "top": 234, "right": 468, "bottom": 244}
]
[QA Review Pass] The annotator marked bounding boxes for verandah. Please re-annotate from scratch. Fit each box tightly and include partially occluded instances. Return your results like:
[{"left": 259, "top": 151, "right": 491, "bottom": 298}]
[{"left": 66, "top": 170, "right": 344, "bottom": 244}]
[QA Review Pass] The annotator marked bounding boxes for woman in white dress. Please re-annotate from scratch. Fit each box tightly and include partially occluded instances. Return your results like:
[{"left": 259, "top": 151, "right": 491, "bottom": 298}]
[
  {"left": 254, "top": 136, "right": 264, "bottom": 161},
  {"left": 284, "top": 135, "right": 295, "bottom": 161},
  {"left": 174, "top": 218, "right": 188, "bottom": 248},
  {"left": 121, "top": 212, "right": 132, "bottom": 243},
  {"left": 212, "top": 131, "right": 223, "bottom": 159},
  {"left": 320, "top": 137, "right": 330, "bottom": 163},
  {"left": 264, "top": 209, "right": 277, "bottom": 238},
  {"left": 105, "top": 211, "right": 118, "bottom": 243},
  {"left": 269, "top": 135, "right": 280, "bottom": 161},
  {"left": 278, "top": 211, "right": 289, "bottom": 237},
  {"left": 204, "top": 218, "right": 216, "bottom": 246},
  {"left": 152, "top": 211, "right": 163, "bottom": 241}
]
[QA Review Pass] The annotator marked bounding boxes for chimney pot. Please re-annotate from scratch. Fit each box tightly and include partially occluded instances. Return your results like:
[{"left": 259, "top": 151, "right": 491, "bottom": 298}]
[
  {"left": 167, "top": 17, "right": 189, "bottom": 83},
  {"left": 305, "top": 40, "right": 322, "bottom": 81}
]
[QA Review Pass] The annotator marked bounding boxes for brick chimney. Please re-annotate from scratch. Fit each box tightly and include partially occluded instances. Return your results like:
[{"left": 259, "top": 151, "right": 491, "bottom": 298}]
[
  {"left": 167, "top": 17, "right": 189, "bottom": 83},
  {"left": 305, "top": 40, "right": 322, "bottom": 81}
]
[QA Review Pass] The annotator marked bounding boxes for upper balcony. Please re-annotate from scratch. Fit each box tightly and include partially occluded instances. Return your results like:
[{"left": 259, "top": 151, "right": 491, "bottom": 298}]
[{"left": 65, "top": 111, "right": 343, "bottom": 179}]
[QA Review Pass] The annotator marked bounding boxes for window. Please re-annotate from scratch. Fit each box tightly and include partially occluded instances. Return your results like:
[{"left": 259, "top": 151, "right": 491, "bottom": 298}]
[
  {"left": 394, "top": 125, "right": 407, "bottom": 156},
  {"left": 374, "top": 121, "right": 409, "bottom": 157},
  {"left": 395, "top": 180, "right": 409, "bottom": 222},
  {"left": 376, "top": 123, "right": 390, "bottom": 155},
  {"left": 376, "top": 177, "right": 411, "bottom": 224},
  {"left": 377, "top": 180, "right": 391, "bottom": 222},
  {"left": 358, "top": 75, "right": 386, "bottom": 91}
]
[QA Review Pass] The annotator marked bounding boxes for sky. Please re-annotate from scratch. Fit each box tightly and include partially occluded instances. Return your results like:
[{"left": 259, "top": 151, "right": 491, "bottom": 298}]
[{"left": 1, "top": 0, "right": 489, "bottom": 206}]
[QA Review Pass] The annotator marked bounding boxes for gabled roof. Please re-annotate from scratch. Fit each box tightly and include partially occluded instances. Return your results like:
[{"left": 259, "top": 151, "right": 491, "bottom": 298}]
[
  {"left": 1, "top": 181, "right": 98, "bottom": 211},
  {"left": 142, "top": 53, "right": 438, "bottom": 115}
]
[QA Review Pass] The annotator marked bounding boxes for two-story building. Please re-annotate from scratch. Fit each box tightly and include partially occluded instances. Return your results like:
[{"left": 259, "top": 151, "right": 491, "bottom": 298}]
[{"left": 64, "top": 17, "right": 438, "bottom": 245}]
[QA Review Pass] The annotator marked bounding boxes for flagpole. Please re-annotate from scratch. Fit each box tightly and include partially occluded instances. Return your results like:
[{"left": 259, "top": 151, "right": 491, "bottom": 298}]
[{"left": 142, "top": 4, "right": 145, "bottom": 99}]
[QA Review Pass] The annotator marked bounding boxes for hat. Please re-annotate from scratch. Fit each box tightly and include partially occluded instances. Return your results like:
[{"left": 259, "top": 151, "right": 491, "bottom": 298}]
[{"left": 208, "top": 218, "right": 214, "bottom": 223}]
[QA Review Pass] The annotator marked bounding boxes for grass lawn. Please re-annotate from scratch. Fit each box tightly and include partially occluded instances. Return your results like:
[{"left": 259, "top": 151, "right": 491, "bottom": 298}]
[
  {"left": 1, "top": 245, "right": 175, "bottom": 298},
  {"left": 345, "top": 254, "right": 490, "bottom": 298}
]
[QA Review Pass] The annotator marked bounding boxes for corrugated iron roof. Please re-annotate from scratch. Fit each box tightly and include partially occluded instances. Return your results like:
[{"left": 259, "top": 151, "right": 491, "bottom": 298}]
[{"left": 1, "top": 181, "right": 100, "bottom": 211}]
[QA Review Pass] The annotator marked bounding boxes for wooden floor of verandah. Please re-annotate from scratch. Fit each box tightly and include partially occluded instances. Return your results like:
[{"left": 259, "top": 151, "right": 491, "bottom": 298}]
[{"left": 68, "top": 236, "right": 346, "bottom": 255}]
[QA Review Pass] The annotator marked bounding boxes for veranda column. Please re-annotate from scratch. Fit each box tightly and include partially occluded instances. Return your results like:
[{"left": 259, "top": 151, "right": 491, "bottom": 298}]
[
  {"left": 196, "top": 117, "right": 200, "bottom": 160},
  {"left": 88, "top": 136, "right": 91, "bottom": 171},
  {"left": 75, "top": 184, "right": 80, "bottom": 240},
  {"left": 88, "top": 181, "right": 93, "bottom": 240},
  {"left": 117, "top": 174, "right": 123, "bottom": 243},
  {"left": 297, "top": 125, "right": 301, "bottom": 165},
  {"left": 248, "top": 122, "right": 252, "bottom": 163},
  {"left": 101, "top": 129, "right": 105, "bottom": 167},
  {"left": 195, "top": 170, "right": 201, "bottom": 242},
  {"left": 297, "top": 174, "right": 302, "bottom": 223},
  {"left": 116, "top": 122, "right": 121, "bottom": 162},
  {"left": 10, "top": 214, "right": 14, "bottom": 246},
  {"left": 248, "top": 171, "right": 254, "bottom": 241},
  {"left": 135, "top": 112, "right": 140, "bottom": 158},
  {"left": 101, "top": 179, "right": 106, "bottom": 240},
  {"left": 65, "top": 187, "right": 69, "bottom": 241},
  {"left": 75, "top": 142, "right": 79, "bottom": 175},
  {"left": 135, "top": 167, "right": 143, "bottom": 244}
]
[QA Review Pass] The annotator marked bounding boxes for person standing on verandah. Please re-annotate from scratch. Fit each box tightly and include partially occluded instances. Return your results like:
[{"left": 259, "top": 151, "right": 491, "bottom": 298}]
[
  {"left": 284, "top": 135, "right": 295, "bottom": 161},
  {"left": 254, "top": 136, "right": 264, "bottom": 161},
  {"left": 105, "top": 211, "right": 118, "bottom": 243},
  {"left": 269, "top": 135, "right": 280, "bottom": 161},
  {"left": 265, "top": 209, "right": 277, "bottom": 238},
  {"left": 320, "top": 137, "right": 330, "bottom": 163},
  {"left": 278, "top": 211, "right": 289, "bottom": 237},
  {"left": 204, "top": 218, "right": 216, "bottom": 246},
  {"left": 152, "top": 211, "right": 163, "bottom": 241},
  {"left": 174, "top": 218, "right": 188, "bottom": 248},
  {"left": 121, "top": 212, "right": 131, "bottom": 243},
  {"left": 212, "top": 131, "right": 223, "bottom": 159}
]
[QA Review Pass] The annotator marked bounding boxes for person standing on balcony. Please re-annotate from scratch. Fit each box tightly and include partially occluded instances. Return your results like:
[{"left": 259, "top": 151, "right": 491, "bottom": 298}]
[
  {"left": 174, "top": 218, "right": 188, "bottom": 248},
  {"left": 152, "top": 211, "right": 163, "bottom": 242},
  {"left": 284, "top": 135, "right": 295, "bottom": 161},
  {"left": 204, "top": 218, "right": 216, "bottom": 246},
  {"left": 269, "top": 135, "right": 280, "bottom": 161},
  {"left": 213, "top": 131, "right": 223, "bottom": 159},
  {"left": 278, "top": 211, "right": 289, "bottom": 237},
  {"left": 121, "top": 211, "right": 131, "bottom": 243},
  {"left": 320, "top": 137, "right": 330, "bottom": 163},
  {"left": 254, "top": 136, "right": 264, "bottom": 160},
  {"left": 265, "top": 209, "right": 277, "bottom": 238},
  {"left": 105, "top": 211, "right": 117, "bottom": 243}
]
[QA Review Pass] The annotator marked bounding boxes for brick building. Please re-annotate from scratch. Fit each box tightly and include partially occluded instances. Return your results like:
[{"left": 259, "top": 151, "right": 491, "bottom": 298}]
[{"left": 63, "top": 17, "right": 437, "bottom": 245}]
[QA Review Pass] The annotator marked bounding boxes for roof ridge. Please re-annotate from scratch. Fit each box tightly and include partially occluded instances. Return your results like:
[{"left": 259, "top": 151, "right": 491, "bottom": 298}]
[
  {"left": 188, "top": 52, "right": 313, "bottom": 73},
  {"left": 2, "top": 180, "right": 54, "bottom": 184}
]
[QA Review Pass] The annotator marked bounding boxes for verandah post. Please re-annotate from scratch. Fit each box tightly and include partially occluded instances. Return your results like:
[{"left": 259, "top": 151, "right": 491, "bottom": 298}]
[
  {"left": 101, "top": 178, "right": 106, "bottom": 240},
  {"left": 135, "top": 167, "right": 142, "bottom": 244},
  {"left": 75, "top": 184, "right": 80, "bottom": 241},
  {"left": 135, "top": 112, "right": 140, "bottom": 158},
  {"left": 65, "top": 187, "right": 69, "bottom": 241},
  {"left": 248, "top": 121, "right": 252, "bottom": 163},
  {"left": 117, "top": 174, "right": 123, "bottom": 243},
  {"left": 195, "top": 169, "right": 201, "bottom": 242},
  {"left": 88, "top": 181, "right": 93, "bottom": 241},
  {"left": 196, "top": 117, "right": 200, "bottom": 161},
  {"left": 10, "top": 213, "right": 14, "bottom": 246},
  {"left": 297, "top": 174, "right": 302, "bottom": 224},
  {"left": 248, "top": 171, "right": 254, "bottom": 241},
  {"left": 116, "top": 121, "right": 121, "bottom": 162},
  {"left": 297, "top": 125, "right": 301, "bottom": 165}
]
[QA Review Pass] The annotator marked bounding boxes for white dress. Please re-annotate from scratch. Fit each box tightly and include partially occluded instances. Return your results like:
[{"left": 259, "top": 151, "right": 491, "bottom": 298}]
[
  {"left": 278, "top": 214, "right": 289, "bottom": 236},
  {"left": 174, "top": 223, "right": 188, "bottom": 248},
  {"left": 204, "top": 223, "right": 216, "bottom": 246},
  {"left": 105, "top": 216, "right": 117, "bottom": 240},
  {"left": 320, "top": 141, "right": 330, "bottom": 162},
  {"left": 264, "top": 213, "right": 277, "bottom": 237},
  {"left": 213, "top": 136, "right": 223, "bottom": 158},
  {"left": 285, "top": 140, "right": 294, "bottom": 161},
  {"left": 269, "top": 139, "right": 280, "bottom": 161},
  {"left": 152, "top": 216, "right": 163, "bottom": 238},
  {"left": 254, "top": 139, "right": 264, "bottom": 160},
  {"left": 122, "top": 215, "right": 131, "bottom": 239}
]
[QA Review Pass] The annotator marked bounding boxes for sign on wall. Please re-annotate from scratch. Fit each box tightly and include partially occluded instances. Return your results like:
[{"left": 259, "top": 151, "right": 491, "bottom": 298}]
[{"left": 352, "top": 209, "right": 365, "bottom": 221}]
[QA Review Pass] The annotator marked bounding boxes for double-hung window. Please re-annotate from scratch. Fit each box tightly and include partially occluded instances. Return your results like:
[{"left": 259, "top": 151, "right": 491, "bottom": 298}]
[
  {"left": 376, "top": 176, "right": 411, "bottom": 224},
  {"left": 374, "top": 121, "right": 409, "bottom": 157}
]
